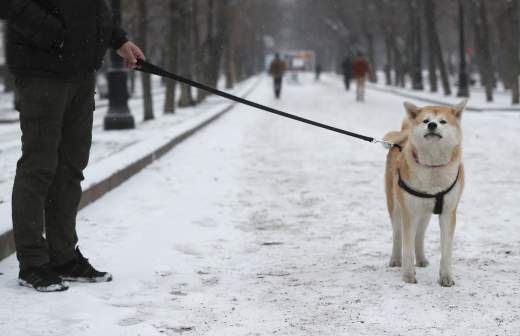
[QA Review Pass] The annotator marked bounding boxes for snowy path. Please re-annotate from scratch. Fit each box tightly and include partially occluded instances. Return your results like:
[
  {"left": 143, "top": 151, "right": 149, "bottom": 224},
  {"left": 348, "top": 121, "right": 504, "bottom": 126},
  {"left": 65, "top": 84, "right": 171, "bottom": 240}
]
[{"left": 0, "top": 74, "right": 519, "bottom": 335}]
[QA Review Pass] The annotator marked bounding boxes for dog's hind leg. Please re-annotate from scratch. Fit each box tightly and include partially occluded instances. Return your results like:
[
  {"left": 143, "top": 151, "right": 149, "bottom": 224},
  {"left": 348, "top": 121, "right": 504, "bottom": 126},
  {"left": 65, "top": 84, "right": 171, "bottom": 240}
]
[
  {"left": 439, "top": 210, "right": 457, "bottom": 287},
  {"left": 401, "top": 211, "right": 418, "bottom": 284},
  {"left": 415, "top": 214, "right": 431, "bottom": 267},
  {"left": 389, "top": 207, "right": 402, "bottom": 267}
]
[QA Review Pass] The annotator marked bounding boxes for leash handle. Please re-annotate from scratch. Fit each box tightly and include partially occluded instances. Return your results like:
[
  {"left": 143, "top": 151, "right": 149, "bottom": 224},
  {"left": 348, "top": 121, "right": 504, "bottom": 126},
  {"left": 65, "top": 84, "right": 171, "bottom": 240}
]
[{"left": 136, "top": 59, "right": 390, "bottom": 146}]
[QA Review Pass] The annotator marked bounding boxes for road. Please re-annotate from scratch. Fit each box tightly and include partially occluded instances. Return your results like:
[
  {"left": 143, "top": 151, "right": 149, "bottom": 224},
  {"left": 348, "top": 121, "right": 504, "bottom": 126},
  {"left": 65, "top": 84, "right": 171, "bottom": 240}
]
[{"left": 0, "top": 74, "right": 519, "bottom": 336}]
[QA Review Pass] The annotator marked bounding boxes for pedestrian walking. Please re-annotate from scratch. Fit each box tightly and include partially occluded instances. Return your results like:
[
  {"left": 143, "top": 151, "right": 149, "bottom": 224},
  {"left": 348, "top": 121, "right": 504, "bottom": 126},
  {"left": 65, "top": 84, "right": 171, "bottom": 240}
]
[
  {"left": 352, "top": 52, "right": 370, "bottom": 102},
  {"left": 341, "top": 56, "right": 352, "bottom": 90},
  {"left": 2, "top": 0, "right": 145, "bottom": 292},
  {"left": 269, "top": 53, "right": 287, "bottom": 99},
  {"left": 315, "top": 63, "right": 323, "bottom": 81}
]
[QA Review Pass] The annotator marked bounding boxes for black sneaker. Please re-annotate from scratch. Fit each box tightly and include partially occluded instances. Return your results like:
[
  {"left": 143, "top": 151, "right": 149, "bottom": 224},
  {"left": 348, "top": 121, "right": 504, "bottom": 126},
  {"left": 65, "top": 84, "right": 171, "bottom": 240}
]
[
  {"left": 19, "top": 265, "right": 69, "bottom": 292},
  {"left": 53, "top": 248, "right": 113, "bottom": 283}
]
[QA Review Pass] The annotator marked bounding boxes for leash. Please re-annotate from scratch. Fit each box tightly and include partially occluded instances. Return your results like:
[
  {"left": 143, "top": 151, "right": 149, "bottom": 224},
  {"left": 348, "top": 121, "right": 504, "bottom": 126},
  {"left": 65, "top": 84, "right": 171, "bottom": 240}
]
[{"left": 135, "top": 59, "right": 396, "bottom": 149}]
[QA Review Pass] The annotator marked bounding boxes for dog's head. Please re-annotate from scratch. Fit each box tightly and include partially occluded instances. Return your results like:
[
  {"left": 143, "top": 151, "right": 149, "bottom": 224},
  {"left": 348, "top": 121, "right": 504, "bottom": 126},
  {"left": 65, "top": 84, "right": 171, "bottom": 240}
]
[{"left": 403, "top": 100, "right": 466, "bottom": 163}]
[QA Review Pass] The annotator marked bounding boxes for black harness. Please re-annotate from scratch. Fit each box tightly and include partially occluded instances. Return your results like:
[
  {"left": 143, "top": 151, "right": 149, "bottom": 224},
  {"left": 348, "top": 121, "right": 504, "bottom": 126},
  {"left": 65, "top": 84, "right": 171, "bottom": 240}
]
[{"left": 397, "top": 168, "right": 460, "bottom": 215}]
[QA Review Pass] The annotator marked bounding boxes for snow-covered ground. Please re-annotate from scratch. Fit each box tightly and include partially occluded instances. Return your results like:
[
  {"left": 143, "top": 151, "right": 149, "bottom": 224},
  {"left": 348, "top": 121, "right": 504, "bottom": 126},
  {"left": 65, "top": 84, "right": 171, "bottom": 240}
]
[
  {"left": 0, "top": 75, "right": 258, "bottom": 234},
  {"left": 370, "top": 71, "right": 520, "bottom": 111},
  {"left": 0, "top": 73, "right": 519, "bottom": 335}
]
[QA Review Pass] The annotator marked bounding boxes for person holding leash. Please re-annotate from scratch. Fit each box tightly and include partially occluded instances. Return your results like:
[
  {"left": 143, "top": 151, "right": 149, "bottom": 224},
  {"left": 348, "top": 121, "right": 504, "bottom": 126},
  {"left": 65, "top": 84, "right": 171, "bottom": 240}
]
[
  {"left": 2, "top": 0, "right": 144, "bottom": 292},
  {"left": 269, "top": 53, "right": 287, "bottom": 99}
]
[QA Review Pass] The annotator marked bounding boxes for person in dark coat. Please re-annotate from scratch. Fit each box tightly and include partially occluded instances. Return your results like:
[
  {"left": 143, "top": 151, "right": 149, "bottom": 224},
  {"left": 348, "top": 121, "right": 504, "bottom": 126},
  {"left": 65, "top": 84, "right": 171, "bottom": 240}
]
[
  {"left": 341, "top": 56, "right": 352, "bottom": 90},
  {"left": 2, "top": 0, "right": 145, "bottom": 292},
  {"left": 315, "top": 63, "right": 322, "bottom": 81},
  {"left": 269, "top": 53, "right": 287, "bottom": 99}
]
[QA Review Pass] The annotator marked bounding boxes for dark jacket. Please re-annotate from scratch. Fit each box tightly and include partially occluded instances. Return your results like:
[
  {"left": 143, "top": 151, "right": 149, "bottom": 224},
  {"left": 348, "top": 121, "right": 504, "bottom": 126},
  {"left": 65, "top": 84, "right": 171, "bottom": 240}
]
[
  {"left": 1, "top": 0, "right": 128, "bottom": 78},
  {"left": 269, "top": 58, "right": 287, "bottom": 79},
  {"left": 341, "top": 57, "right": 352, "bottom": 77}
]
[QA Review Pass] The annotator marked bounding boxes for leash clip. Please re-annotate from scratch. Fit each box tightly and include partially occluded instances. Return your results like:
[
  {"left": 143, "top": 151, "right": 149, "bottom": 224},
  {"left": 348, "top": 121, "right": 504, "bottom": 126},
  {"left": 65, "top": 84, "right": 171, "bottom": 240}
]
[{"left": 372, "top": 139, "right": 395, "bottom": 150}]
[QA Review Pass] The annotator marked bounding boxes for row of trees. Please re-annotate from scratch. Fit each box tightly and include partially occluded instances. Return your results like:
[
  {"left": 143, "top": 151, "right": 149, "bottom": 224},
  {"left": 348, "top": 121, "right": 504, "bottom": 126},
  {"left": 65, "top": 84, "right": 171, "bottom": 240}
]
[
  {"left": 3, "top": 1, "right": 519, "bottom": 108},
  {"left": 121, "top": 0, "right": 270, "bottom": 121},
  {"left": 1, "top": 1, "right": 273, "bottom": 120},
  {"left": 311, "top": 0, "right": 520, "bottom": 104}
]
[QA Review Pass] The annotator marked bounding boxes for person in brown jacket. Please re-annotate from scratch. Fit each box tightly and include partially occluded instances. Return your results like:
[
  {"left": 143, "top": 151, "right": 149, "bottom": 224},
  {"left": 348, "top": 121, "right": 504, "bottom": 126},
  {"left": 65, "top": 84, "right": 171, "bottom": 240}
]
[
  {"left": 269, "top": 53, "right": 287, "bottom": 99},
  {"left": 352, "top": 52, "right": 370, "bottom": 102}
]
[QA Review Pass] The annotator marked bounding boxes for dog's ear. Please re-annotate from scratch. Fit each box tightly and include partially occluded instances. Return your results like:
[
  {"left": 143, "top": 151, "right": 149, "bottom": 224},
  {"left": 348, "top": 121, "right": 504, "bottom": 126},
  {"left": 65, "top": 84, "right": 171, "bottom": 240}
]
[
  {"left": 452, "top": 99, "right": 467, "bottom": 120},
  {"left": 403, "top": 101, "right": 420, "bottom": 120}
]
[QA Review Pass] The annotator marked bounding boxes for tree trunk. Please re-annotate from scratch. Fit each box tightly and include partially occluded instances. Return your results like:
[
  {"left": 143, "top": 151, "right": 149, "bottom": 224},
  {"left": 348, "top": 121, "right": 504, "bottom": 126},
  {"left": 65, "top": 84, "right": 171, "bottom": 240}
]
[
  {"left": 456, "top": 0, "right": 469, "bottom": 97},
  {"left": 508, "top": 0, "right": 520, "bottom": 104},
  {"left": 495, "top": 0, "right": 520, "bottom": 103},
  {"left": 163, "top": 0, "right": 177, "bottom": 114},
  {"left": 223, "top": 2, "right": 236, "bottom": 89},
  {"left": 362, "top": 1, "right": 377, "bottom": 83},
  {"left": 472, "top": 0, "right": 493, "bottom": 102},
  {"left": 177, "top": 0, "right": 195, "bottom": 107},
  {"left": 137, "top": 0, "right": 154, "bottom": 121},
  {"left": 424, "top": 0, "right": 438, "bottom": 92},
  {"left": 410, "top": 0, "right": 423, "bottom": 90}
]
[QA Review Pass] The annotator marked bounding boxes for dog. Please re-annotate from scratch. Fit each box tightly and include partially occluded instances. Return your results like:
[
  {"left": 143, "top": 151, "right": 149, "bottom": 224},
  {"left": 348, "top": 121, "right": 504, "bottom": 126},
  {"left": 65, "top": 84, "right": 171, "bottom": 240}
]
[{"left": 383, "top": 100, "right": 466, "bottom": 286}]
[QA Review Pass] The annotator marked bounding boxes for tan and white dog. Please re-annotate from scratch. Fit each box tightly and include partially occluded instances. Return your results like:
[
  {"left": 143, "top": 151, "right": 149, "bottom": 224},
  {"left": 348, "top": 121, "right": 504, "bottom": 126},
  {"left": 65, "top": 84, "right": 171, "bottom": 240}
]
[{"left": 383, "top": 100, "right": 466, "bottom": 286}]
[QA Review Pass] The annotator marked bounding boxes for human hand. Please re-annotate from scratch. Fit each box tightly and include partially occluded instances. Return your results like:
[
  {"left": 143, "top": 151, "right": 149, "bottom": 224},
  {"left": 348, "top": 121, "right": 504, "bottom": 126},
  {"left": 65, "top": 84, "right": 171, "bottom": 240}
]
[{"left": 117, "top": 41, "right": 145, "bottom": 69}]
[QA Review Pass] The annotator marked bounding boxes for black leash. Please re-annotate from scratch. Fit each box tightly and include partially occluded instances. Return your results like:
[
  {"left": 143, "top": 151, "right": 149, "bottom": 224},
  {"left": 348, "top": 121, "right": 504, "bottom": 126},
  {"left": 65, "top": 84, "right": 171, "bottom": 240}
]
[{"left": 135, "top": 59, "right": 395, "bottom": 148}]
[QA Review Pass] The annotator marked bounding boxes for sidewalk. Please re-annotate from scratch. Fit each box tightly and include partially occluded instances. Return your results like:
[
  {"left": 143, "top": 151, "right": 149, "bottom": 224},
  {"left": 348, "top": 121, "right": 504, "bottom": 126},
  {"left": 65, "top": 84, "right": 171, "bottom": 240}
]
[
  {"left": 0, "top": 75, "right": 261, "bottom": 261},
  {"left": 367, "top": 79, "right": 520, "bottom": 112}
]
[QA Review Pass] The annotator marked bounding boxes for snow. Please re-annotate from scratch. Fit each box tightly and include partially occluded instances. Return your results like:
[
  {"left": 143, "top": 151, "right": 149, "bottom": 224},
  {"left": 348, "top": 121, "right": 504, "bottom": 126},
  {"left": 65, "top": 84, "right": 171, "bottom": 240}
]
[
  {"left": 369, "top": 72, "right": 520, "bottom": 112},
  {"left": 0, "top": 73, "right": 519, "bottom": 335},
  {"left": 0, "top": 75, "right": 259, "bottom": 234}
]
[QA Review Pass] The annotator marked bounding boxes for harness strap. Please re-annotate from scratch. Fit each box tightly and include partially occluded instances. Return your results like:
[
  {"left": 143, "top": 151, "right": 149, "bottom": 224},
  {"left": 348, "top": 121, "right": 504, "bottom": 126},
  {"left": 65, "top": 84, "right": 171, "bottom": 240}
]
[{"left": 397, "top": 168, "right": 460, "bottom": 215}]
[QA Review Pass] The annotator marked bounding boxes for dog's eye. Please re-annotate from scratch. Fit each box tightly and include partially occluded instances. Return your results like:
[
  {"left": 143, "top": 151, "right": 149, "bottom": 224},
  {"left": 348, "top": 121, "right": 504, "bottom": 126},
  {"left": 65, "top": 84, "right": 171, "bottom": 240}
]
[
  {"left": 440, "top": 120, "right": 447, "bottom": 124},
  {"left": 423, "top": 119, "right": 430, "bottom": 124}
]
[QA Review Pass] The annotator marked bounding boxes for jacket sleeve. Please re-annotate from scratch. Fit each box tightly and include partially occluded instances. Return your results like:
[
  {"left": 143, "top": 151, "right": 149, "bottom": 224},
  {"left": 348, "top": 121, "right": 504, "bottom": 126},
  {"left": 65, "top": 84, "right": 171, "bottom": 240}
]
[
  {"left": 3, "top": 0, "right": 64, "bottom": 50},
  {"left": 110, "top": 26, "right": 128, "bottom": 50}
]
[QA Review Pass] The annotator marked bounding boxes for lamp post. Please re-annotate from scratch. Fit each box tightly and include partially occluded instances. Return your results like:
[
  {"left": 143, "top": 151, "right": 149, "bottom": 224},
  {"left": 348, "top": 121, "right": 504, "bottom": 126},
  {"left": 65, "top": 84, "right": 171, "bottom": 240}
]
[
  {"left": 104, "top": 0, "right": 135, "bottom": 130},
  {"left": 457, "top": 0, "right": 469, "bottom": 97}
]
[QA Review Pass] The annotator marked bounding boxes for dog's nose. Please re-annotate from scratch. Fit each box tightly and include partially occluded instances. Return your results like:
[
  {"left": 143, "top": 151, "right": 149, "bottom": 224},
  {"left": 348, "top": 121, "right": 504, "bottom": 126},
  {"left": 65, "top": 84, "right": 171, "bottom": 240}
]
[{"left": 428, "top": 122, "right": 438, "bottom": 130}]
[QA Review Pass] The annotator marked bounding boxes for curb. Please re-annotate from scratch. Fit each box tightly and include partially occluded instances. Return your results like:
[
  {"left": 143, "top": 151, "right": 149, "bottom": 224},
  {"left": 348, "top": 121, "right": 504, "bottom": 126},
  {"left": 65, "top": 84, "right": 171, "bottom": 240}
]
[
  {"left": 368, "top": 85, "right": 520, "bottom": 112},
  {"left": 0, "top": 79, "right": 260, "bottom": 262}
]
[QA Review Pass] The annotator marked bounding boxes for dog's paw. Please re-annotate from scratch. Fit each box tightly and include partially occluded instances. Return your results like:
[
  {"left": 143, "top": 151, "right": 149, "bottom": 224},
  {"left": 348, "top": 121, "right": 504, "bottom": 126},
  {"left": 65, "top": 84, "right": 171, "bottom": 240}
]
[
  {"left": 402, "top": 273, "right": 417, "bottom": 284},
  {"left": 439, "top": 275, "right": 455, "bottom": 287},
  {"left": 416, "top": 259, "right": 429, "bottom": 267},
  {"left": 389, "top": 258, "right": 401, "bottom": 267}
]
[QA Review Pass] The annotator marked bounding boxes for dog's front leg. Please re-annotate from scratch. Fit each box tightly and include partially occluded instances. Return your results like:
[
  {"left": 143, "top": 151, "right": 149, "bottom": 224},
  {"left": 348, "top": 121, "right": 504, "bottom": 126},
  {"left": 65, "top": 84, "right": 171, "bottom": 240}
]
[
  {"left": 439, "top": 210, "right": 457, "bottom": 287},
  {"left": 401, "top": 212, "right": 417, "bottom": 283},
  {"left": 415, "top": 214, "right": 432, "bottom": 267}
]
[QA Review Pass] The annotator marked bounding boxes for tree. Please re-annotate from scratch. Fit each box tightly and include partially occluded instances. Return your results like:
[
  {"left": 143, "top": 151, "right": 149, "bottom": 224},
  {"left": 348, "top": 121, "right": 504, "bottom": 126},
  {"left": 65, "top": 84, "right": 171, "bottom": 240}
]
[
  {"left": 137, "top": 0, "right": 154, "bottom": 120},
  {"left": 425, "top": 0, "right": 451, "bottom": 95},
  {"left": 163, "top": 0, "right": 178, "bottom": 114},
  {"left": 409, "top": 0, "right": 423, "bottom": 90},
  {"left": 495, "top": 0, "right": 520, "bottom": 104},
  {"left": 471, "top": 0, "right": 493, "bottom": 102}
]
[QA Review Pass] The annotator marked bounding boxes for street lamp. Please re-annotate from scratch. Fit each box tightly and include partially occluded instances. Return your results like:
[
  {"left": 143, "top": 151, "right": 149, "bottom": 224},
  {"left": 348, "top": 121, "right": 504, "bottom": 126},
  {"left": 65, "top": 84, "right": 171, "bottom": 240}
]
[
  {"left": 457, "top": 0, "right": 469, "bottom": 97},
  {"left": 104, "top": 0, "right": 135, "bottom": 130}
]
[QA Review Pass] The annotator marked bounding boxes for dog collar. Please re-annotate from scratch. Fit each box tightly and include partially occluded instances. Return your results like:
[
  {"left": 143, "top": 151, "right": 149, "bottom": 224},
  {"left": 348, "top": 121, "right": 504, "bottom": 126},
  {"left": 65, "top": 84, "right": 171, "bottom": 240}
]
[
  {"left": 397, "top": 167, "right": 461, "bottom": 215},
  {"left": 412, "top": 151, "right": 448, "bottom": 168}
]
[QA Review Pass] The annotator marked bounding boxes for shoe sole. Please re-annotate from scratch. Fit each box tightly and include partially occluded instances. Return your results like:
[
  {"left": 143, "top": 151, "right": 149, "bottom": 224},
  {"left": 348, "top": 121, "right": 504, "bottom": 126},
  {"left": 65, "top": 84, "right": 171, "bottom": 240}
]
[
  {"left": 61, "top": 273, "right": 113, "bottom": 283},
  {"left": 18, "top": 279, "right": 69, "bottom": 292}
]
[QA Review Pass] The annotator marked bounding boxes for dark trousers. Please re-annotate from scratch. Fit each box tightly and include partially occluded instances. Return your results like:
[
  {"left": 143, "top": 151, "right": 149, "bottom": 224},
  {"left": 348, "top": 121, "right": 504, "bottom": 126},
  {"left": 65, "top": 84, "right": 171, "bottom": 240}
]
[
  {"left": 343, "top": 75, "right": 351, "bottom": 90},
  {"left": 12, "top": 73, "right": 95, "bottom": 270},
  {"left": 273, "top": 77, "right": 283, "bottom": 98}
]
